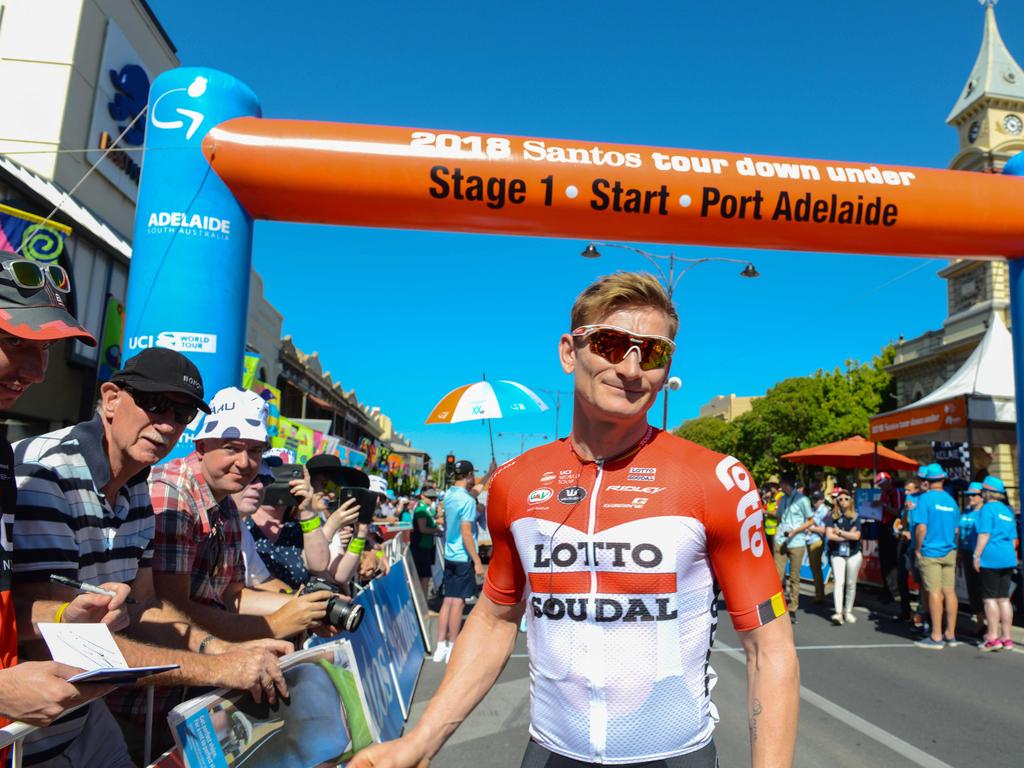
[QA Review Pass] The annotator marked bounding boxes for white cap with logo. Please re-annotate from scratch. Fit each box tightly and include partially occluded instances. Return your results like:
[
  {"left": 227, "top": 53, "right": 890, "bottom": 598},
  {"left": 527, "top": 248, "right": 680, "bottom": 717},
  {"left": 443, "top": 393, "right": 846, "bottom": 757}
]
[{"left": 198, "top": 387, "right": 269, "bottom": 443}]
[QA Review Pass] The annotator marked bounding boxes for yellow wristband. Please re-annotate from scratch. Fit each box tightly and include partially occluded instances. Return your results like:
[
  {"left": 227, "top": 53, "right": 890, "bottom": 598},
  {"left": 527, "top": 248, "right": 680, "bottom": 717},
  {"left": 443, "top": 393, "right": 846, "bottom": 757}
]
[
  {"left": 347, "top": 538, "right": 366, "bottom": 555},
  {"left": 54, "top": 601, "right": 70, "bottom": 623},
  {"left": 375, "top": 550, "right": 384, "bottom": 559},
  {"left": 299, "top": 516, "right": 322, "bottom": 533}
]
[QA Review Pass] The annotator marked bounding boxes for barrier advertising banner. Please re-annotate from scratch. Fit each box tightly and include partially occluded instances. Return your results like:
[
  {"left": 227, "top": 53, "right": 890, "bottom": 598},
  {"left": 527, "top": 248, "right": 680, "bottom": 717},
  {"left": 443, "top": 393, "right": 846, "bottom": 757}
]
[
  {"left": 168, "top": 640, "right": 376, "bottom": 768},
  {"left": 311, "top": 588, "right": 406, "bottom": 741},
  {"left": 370, "top": 562, "right": 426, "bottom": 718}
]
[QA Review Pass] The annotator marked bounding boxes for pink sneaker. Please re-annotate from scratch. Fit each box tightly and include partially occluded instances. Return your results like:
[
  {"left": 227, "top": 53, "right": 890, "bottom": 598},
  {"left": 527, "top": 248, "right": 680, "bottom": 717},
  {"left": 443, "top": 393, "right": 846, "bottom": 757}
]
[
  {"left": 1000, "top": 638, "right": 1015, "bottom": 650},
  {"left": 980, "top": 638, "right": 1003, "bottom": 652}
]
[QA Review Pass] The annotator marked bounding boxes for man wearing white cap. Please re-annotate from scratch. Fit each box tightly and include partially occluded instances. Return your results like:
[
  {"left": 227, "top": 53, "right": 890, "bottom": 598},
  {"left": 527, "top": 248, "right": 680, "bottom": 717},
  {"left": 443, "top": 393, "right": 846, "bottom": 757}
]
[{"left": 146, "top": 388, "right": 333, "bottom": 634}]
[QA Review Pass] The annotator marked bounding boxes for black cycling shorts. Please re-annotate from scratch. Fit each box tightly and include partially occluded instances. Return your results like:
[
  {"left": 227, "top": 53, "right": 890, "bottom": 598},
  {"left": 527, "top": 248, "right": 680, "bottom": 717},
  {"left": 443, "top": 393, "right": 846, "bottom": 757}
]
[{"left": 520, "top": 740, "right": 718, "bottom": 768}]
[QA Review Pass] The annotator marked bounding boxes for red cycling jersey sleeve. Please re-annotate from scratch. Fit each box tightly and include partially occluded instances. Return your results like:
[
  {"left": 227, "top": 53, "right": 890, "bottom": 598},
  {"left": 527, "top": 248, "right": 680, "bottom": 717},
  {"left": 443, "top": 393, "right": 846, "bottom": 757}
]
[
  {"left": 483, "top": 466, "right": 526, "bottom": 605},
  {"left": 702, "top": 454, "right": 785, "bottom": 632}
]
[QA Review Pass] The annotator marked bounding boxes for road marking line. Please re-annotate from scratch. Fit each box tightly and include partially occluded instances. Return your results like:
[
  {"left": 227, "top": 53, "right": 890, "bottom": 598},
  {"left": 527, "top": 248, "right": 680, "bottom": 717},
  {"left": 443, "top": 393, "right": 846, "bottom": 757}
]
[
  {"left": 716, "top": 641, "right": 956, "bottom": 768},
  {"left": 741, "top": 643, "right": 913, "bottom": 651}
]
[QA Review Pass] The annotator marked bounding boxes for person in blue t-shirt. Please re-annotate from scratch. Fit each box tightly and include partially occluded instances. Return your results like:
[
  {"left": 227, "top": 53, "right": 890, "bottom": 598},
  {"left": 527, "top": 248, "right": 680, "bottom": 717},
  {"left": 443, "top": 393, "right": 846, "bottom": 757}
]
[
  {"left": 433, "top": 460, "right": 483, "bottom": 663},
  {"left": 959, "top": 482, "right": 985, "bottom": 633},
  {"left": 896, "top": 476, "right": 923, "bottom": 624},
  {"left": 913, "top": 464, "right": 961, "bottom": 649},
  {"left": 973, "top": 475, "right": 1020, "bottom": 652}
]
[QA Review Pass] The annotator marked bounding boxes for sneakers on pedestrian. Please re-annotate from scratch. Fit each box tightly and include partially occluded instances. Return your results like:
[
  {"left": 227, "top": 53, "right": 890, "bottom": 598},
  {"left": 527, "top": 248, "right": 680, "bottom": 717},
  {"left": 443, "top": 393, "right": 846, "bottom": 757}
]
[
  {"left": 1000, "top": 638, "right": 1014, "bottom": 650},
  {"left": 943, "top": 636, "right": 961, "bottom": 647},
  {"left": 913, "top": 637, "right": 945, "bottom": 650},
  {"left": 843, "top": 612, "right": 857, "bottom": 624},
  {"left": 980, "top": 638, "right": 1003, "bottom": 652},
  {"left": 831, "top": 613, "right": 844, "bottom": 625},
  {"left": 432, "top": 641, "right": 452, "bottom": 662},
  {"left": 789, "top": 613, "right": 797, "bottom": 625}
]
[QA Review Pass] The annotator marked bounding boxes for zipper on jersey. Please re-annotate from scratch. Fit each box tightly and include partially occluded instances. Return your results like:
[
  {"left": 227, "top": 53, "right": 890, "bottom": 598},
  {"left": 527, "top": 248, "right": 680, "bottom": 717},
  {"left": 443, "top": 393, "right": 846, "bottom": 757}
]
[
  {"left": 588, "top": 461, "right": 602, "bottom": 593},
  {"left": 587, "top": 460, "right": 606, "bottom": 761}
]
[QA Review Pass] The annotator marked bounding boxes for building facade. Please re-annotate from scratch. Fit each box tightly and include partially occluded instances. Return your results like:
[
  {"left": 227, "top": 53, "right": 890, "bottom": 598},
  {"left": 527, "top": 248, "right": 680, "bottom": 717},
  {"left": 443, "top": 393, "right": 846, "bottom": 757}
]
[
  {"left": 0, "top": 1, "right": 426, "bottom": 469},
  {"left": 888, "top": 2, "right": 1019, "bottom": 487},
  {"left": 0, "top": 0, "right": 176, "bottom": 439},
  {"left": 699, "top": 394, "right": 758, "bottom": 423}
]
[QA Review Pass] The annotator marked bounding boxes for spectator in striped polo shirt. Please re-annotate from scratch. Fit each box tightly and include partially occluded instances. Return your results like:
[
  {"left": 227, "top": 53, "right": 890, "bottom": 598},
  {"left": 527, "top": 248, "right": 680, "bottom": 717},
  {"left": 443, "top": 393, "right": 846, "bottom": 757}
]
[
  {"left": 0, "top": 252, "right": 131, "bottom": 738},
  {"left": 12, "top": 349, "right": 291, "bottom": 767}
]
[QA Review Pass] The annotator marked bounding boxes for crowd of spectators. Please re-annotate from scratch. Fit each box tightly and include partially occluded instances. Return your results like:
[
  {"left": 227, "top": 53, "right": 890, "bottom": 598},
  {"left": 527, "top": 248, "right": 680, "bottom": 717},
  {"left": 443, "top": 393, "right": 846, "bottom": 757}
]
[
  {"left": 0, "top": 251, "right": 458, "bottom": 766},
  {"left": 759, "top": 461, "right": 1020, "bottom": 648}
]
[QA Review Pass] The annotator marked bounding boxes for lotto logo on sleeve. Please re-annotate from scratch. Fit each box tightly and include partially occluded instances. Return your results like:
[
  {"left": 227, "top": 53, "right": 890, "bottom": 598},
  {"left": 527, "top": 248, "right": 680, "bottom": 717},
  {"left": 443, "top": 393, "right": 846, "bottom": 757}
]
[{"left": 715, "top": 455, "right": 766, "bottom": 558}]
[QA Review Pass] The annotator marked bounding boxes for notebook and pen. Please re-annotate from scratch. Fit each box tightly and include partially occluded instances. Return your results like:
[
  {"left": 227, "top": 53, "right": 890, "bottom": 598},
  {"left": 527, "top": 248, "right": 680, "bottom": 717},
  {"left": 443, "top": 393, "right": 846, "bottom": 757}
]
[{"left": 38, "top": 623, "right": 178, "bottom": 684}]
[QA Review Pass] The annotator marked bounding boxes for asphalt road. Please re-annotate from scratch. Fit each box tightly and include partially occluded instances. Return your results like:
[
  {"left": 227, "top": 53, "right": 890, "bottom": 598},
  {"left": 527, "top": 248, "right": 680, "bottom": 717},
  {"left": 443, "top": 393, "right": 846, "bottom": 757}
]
[{"left": 406, "top": 592, "right": 1022, "bottom": 768}]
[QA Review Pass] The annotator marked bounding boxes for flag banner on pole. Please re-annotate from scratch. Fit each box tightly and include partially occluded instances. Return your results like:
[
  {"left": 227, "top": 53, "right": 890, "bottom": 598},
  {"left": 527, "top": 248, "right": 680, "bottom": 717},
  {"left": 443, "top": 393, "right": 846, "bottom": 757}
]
[
  {"left": 0, "top": 203, "right": 71, "bottom": 263},
  {"left": 242, "top": 352, "right": 260, "bottom": 390}
]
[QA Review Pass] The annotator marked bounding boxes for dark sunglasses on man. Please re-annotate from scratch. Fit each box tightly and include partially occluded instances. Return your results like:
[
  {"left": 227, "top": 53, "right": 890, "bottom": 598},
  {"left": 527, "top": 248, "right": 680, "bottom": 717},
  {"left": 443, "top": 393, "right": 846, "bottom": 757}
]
[
  {"left": 571, "top": 324, "right": 675, "bottom": 371},
  {"left": 122, "top": 385, "right": 199, "bottom": 426}
]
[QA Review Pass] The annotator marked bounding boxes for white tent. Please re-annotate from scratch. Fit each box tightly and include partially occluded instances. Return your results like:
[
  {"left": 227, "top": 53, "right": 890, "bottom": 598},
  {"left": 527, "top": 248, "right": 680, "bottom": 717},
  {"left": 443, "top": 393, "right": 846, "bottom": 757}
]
[
  {"left": 870, "top": 313, "right": 1015, "bottom": 443},
  {"left": 900, "top": 312, "right": 1015, "bottom": 424}
]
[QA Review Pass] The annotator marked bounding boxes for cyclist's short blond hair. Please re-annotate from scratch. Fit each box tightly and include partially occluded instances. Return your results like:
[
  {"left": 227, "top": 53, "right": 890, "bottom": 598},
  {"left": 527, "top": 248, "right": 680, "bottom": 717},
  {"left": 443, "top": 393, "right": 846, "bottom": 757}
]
[{"left": 570, "top": 271, "right": 678, "bottom": 338}]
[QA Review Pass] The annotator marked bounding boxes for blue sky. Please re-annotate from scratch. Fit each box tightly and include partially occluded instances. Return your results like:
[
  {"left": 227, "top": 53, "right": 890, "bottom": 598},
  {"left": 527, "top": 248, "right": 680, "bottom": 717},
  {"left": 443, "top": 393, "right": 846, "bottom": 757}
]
[{"left": 149, "top": 0, "right": 1019, "bottom": 469}]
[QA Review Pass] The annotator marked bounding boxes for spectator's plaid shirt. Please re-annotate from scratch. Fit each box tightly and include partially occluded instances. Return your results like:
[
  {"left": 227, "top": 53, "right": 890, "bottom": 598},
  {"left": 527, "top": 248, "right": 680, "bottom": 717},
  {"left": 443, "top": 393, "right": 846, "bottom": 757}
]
[
  {"left": 110, "top": 451, "right": 248, "bottom": 724},
  {"left": 149, "top": 451, "right": 245, "bottom": 608}
]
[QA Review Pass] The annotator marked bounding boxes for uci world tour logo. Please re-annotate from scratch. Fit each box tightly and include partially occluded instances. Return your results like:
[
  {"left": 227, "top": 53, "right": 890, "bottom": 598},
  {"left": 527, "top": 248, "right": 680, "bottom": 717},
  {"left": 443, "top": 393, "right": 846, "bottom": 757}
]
[{"left": 528, "top": 488, "right": 553, "bottom": 504}]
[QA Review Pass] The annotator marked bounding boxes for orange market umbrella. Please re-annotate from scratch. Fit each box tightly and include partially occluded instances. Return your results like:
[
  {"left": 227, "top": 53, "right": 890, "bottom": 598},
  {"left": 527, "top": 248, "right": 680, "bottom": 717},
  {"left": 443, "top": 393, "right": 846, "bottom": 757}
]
[{"left": 781, "top": 435, "right": 918, "bottom": 471}]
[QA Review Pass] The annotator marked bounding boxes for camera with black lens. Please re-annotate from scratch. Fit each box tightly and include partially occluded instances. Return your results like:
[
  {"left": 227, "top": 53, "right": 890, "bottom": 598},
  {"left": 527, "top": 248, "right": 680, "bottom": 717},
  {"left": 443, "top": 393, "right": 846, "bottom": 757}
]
[{"left": 300, "top": 578, "right": 364, "bottom": 632}]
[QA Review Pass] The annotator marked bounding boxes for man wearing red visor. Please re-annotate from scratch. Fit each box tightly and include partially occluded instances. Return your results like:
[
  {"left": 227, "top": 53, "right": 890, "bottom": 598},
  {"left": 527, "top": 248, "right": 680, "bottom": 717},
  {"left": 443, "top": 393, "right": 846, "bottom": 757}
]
[{"left": 353, "top": 272, "right": 798, "bottom": 768}]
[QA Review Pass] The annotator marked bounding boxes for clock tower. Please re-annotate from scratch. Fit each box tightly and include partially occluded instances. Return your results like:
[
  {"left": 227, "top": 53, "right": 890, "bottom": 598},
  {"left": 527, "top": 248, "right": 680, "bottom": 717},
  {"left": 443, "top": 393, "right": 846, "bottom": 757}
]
[
  {"left": 888, "top": 1, "right": 1020, "bottom": 498},
  {"left": 948, "top": 1, "right": 1024, "bottom": 171}
]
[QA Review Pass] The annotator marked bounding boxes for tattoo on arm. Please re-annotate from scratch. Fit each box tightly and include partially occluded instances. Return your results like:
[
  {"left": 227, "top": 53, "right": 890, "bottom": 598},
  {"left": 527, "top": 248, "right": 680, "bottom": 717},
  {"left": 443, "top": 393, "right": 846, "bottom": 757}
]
[{"left": 749, "top": 698, "right": 763, "bottom": 742}]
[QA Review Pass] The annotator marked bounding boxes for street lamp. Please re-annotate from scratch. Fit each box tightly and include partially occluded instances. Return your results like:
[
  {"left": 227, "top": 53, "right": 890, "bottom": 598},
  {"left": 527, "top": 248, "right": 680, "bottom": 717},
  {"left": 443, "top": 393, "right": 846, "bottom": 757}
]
[
  {"left": 580, "top": 242, "right": 759, "bottom": 299},
  {"left": 581, "top": 242, "right": 757, "bottom": 430},
  {"left": 536, "top": 388, "right": 571, "bottom": 438},
  {"left": 662, "top": 376, "right": 682, "bottom": 431}
]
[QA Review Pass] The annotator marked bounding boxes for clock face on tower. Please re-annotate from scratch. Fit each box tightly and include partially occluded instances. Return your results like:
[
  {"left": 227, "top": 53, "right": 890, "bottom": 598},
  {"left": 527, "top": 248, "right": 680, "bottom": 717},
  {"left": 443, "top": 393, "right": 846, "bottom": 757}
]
[
  {"left": 1003, "top": 114, "right": 1023, "bottom": 135},
  {"left": 968, "top": 121, "right": 981, "bottom": 143}
]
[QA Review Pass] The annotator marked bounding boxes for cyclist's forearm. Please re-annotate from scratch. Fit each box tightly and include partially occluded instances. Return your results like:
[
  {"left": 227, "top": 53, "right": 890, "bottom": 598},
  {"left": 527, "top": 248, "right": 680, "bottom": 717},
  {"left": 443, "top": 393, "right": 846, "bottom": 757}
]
[
  {"left": 408, "top": 597, "right": 521, "bottom": 757},
  {"left": 741, "top": 623, "right": 799, "bottom": 768}
]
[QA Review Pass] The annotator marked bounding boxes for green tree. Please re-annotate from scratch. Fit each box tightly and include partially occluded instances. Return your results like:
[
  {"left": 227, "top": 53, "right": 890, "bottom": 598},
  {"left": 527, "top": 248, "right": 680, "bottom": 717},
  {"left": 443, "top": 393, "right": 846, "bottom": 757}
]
[
  {"left": 673, "top": 416, "right": 739, "bottom": 456},
  {"left": 690, "top": 344, "right": 896, "bottom": 482}
]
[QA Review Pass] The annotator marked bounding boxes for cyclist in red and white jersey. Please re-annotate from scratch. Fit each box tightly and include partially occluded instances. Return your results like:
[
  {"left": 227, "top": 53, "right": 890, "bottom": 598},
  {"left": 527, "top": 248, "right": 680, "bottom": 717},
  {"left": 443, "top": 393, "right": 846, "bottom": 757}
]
[{"left": 352, "top": 272, "right": 799, "bottom": 768}]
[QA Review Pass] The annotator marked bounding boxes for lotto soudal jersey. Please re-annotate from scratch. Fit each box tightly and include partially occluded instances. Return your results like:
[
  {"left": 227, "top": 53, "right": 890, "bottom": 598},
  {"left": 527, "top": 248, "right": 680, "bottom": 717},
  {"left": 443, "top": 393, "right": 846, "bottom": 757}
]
[{"left": 484, "top": 428, "right": 784, "bottom": 765}]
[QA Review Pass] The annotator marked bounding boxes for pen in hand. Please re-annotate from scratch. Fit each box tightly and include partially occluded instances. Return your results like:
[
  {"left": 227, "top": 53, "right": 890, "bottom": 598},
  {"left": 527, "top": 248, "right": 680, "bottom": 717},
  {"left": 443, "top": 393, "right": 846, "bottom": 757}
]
[{"left": 49, "top": 574, "right": 137, "bottom": 604}]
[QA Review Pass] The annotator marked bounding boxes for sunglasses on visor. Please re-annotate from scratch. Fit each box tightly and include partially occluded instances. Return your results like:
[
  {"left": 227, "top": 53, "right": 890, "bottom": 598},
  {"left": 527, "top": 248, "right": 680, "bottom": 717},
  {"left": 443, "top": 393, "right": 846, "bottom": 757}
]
[
  {"left": 571, "top": 325, "right": 675, "bottom": 371},
  {"left": 1, "top": 259, "right": 71, "bottom": 292},
  {"left": 123, "top": 385, "right": 198, "bottom": 426}
]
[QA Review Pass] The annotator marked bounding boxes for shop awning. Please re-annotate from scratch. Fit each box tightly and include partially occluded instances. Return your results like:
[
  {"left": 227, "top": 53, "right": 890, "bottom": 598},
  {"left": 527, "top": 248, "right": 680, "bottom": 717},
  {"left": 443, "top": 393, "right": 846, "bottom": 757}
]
[{"left": 870, "top": 313, "right": 1015, "bottom": 442}]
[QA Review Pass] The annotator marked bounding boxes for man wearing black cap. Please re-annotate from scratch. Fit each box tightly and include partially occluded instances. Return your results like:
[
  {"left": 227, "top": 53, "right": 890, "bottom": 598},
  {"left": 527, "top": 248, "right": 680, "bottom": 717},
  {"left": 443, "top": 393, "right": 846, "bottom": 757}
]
[
  {"left": 0, "top": 252, "right": 133, "bottom": 738},
  {"left": 12, "top": 349, "right": 290, "bottom": 766},
  {"left": 433, "top": 460, "right": 482, "bottom": 663}
]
